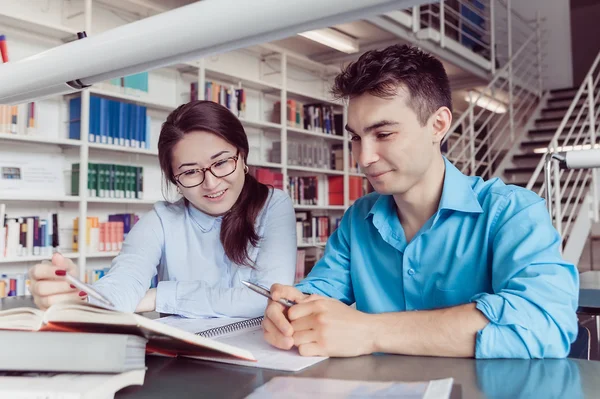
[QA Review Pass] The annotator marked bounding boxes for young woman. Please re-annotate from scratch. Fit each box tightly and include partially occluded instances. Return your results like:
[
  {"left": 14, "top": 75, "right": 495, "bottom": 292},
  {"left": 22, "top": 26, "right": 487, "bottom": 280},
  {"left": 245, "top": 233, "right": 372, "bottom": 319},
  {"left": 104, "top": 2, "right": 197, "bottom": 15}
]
[{"left": 28, "top": 100, "right": 297, "bottom": 318}]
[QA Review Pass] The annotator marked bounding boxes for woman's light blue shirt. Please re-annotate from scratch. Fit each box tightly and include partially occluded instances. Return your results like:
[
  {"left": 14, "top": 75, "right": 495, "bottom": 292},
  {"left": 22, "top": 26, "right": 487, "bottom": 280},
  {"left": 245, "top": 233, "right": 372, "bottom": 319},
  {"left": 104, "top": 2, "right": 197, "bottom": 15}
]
[{"left": 92, "top": 188, "right": 297, "bottom": 317}]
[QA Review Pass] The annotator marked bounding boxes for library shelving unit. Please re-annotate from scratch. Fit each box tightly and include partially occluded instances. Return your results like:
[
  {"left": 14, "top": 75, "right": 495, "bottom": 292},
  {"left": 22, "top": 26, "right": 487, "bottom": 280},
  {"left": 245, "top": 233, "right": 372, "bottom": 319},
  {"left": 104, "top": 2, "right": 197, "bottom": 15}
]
[{"left": 0, "top": 5, "right": 364, "bottom": 278}]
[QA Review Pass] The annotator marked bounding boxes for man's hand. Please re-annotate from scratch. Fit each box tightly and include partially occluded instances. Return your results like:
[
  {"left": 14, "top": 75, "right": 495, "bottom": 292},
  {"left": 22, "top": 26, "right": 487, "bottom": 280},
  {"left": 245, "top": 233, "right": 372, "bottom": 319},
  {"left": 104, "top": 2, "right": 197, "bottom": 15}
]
[
  {"left": 288, "top": 295, "right": 375, "bottom": 357},
  {"left": 262, "top": 284, "right": 309, "bottom": 350}
]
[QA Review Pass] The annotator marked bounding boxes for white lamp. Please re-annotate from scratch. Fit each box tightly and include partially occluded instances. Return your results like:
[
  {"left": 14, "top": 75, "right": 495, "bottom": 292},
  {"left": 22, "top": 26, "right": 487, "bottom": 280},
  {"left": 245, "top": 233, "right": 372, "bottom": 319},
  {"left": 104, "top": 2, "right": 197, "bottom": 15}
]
[
  {"left": 464, "top": 91, "right": 507, "bottom": 114},
  {"left": 0, "top": 0, "right": 425, "bottom": 105},
  {"left": 299, "top": 28, "right": 359, "bottom": 54}
]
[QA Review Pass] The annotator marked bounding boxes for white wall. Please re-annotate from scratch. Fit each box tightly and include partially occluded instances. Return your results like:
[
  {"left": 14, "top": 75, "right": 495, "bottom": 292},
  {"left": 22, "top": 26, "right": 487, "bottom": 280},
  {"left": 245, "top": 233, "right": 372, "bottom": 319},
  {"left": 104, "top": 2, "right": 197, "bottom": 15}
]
[{"left": 511, "top": 0, "right": 574, "bottom": 90}]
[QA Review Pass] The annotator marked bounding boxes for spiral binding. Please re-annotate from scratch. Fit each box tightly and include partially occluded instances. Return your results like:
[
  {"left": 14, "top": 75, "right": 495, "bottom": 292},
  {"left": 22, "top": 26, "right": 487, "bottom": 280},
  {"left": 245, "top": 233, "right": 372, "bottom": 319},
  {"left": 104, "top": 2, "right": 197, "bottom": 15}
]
[{"left": 196, "top": 316, "right": 264, "bottom": 338}]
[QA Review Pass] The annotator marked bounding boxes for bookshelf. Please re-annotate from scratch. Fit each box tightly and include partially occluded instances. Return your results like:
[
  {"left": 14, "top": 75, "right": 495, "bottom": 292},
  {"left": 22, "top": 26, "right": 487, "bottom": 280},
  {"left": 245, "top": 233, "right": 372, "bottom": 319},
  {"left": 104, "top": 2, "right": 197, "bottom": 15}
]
[{"left": 0, "top": 4, "right": 368, "bottom": 282}]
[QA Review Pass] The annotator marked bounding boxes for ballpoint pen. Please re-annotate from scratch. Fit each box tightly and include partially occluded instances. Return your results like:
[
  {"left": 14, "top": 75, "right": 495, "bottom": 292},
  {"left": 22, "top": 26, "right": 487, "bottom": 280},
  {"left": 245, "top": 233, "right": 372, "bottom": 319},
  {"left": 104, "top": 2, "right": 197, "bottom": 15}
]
[
  {"left": 43, "top": 260, "right": 115, "bottom": 308},
  {"left": 241, "top": 280, "right": 297, "bottom": 307}
]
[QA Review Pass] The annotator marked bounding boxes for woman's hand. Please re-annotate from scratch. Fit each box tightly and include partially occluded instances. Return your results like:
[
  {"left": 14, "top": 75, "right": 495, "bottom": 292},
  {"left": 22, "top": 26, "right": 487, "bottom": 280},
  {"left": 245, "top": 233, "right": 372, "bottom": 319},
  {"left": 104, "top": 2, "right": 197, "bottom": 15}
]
[
  {"left": 28, "top": 253, "right": 86, "bottom": 310},
  {"left": 135, "top": 288, "right": 157, "bottom": 313}
]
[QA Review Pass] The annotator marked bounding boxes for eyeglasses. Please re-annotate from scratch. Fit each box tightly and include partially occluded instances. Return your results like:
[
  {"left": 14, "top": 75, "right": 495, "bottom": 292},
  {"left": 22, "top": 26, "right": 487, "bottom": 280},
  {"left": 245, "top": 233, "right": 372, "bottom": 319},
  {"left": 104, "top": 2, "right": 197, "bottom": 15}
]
[{"left": 174, "top": 152, "right": 240, "bottom": 188}]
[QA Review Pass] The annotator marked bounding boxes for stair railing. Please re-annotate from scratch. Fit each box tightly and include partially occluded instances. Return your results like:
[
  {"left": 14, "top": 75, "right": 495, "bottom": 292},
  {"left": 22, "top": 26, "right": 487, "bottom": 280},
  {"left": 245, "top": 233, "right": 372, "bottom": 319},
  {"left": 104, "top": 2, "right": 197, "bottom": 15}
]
[
  {"left": 527, "top": 51, "right": 600, "bottom": 239},
  {"left": 442, "top": 11, "right": 542, "bottom": 179}
]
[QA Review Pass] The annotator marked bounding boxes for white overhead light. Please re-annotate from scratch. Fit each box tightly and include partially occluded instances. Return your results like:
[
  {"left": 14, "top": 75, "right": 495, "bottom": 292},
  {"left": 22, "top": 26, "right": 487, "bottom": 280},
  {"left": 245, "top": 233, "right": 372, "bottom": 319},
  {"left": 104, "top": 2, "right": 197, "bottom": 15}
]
[
  {"left": 465, "top": 91, "right": 507, "bottom": 114},
  {"left": 298, "top": 28, "right": 359, "bottom": 54},
  {"left": 533, "top": 143, "right": 600, "bottom": 154}
]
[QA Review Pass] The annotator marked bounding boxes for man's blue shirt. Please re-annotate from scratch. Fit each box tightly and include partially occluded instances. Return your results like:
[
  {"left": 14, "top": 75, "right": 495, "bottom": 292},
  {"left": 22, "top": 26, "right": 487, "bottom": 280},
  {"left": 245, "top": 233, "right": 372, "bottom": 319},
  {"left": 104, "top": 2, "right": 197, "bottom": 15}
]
[{"left": 296, "top": 157, "right": 579, "bottom": 358}]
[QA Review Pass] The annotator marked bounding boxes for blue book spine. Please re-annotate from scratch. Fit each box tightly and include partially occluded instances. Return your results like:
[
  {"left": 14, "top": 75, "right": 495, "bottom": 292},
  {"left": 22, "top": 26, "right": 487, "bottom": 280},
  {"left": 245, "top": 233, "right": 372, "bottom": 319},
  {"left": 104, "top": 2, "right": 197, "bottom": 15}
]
[
  {"left": 89, "top": 95, "right": 100, "bottom": 143},
  {"left": 145, "top": 114, "right": 151, "bottom": 149},
  {"left": 100, "top": 98, "right": 110, "bottom": 144},
  {"left": 139, "top": 106, "right": 147, "bottom": 149},
  {"left": 118, "top": 101, "right": 127, "bottom": 147},
  {"left": 128, "top": 103, "right": 136, "bottom": 147},
  {"left": 69, "top": 97, "right": 81, "bottom": 140}
]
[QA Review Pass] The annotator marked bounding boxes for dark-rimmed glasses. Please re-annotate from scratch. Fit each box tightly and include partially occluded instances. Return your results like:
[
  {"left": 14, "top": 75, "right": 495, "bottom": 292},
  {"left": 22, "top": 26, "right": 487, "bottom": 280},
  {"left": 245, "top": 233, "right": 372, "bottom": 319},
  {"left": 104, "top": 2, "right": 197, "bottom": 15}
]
[{"left": 174, "top": 152, "right": 240, "bottom": 188}]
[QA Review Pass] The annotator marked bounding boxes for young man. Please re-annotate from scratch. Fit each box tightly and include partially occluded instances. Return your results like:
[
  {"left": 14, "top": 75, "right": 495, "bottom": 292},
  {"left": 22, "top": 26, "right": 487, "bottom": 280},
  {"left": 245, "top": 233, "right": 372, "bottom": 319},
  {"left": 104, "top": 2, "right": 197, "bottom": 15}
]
[{"left": 263, "top": 44, "right": 579, "bottom": 359}]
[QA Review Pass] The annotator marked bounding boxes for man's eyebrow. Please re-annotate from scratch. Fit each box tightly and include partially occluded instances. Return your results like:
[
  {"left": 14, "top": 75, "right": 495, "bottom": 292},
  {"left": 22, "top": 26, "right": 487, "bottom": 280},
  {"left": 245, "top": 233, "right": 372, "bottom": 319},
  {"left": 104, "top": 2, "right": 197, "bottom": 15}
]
[{"left": 345, "top": 120, "right": 400, "bottom": 135}]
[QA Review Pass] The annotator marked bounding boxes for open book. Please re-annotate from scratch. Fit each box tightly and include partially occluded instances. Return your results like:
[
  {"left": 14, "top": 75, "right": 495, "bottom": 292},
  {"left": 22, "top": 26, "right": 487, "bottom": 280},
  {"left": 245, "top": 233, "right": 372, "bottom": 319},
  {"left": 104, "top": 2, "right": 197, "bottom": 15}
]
[
  {"left": 0, "top": 302, "right": 254, "bottom": 362},
  {"left": 157, "top": 315, "right": 328, "bottom": 372}
]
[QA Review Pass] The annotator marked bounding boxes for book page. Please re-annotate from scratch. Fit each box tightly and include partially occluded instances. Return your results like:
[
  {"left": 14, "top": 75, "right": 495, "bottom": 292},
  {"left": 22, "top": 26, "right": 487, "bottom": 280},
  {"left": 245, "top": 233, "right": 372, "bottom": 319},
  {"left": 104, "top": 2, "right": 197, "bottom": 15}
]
[
  {"left": 245, "top": 377, "right": 454, "bottom": 399},
  {"left": 186, "top": 326, "right": 328, "bottom": 372},
  {"left": 0, "top": 307, "right": 44, "bottom": 331}
]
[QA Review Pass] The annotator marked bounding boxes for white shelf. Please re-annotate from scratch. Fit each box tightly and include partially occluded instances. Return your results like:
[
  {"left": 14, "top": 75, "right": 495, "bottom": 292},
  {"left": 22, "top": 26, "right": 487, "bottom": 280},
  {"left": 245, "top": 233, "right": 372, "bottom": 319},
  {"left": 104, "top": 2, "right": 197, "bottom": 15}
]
[
  {"left": 86, "top": 252, "right": 119, "bottom": 259},
  {"left": 298, "top": 242, "right": 328, "bottom": 248},
  {"left": 0, "top": 133, "right": 81, "bottom": 147},
  {"left": 0, "top": 195, "right": 80, "bottom": 202},
  {"left": 88, "top": 143, "right": 158, "bottom": 156},
  {"left": 286, "top": 127, "right": 344, "bottom": 141},
  {"left": 239, "top": 118, "right": 282, "bottom": 131},
  {"left": 0, "top": 11, "right": 78, "bottom": 42},
  {"left": 87, "top": 198, "right": 160, "bottom": 205},
  {"left": 287, "top": 89, "right": 342, "bottom": 108},
  {"left": 288, "top": 166, "right": 344, "bottom": 175},
  {"left": 349, "top": 172, "right": 364, "bottom": 177},
  {"left": 294, "top": 205, "right": 345, "bottom": 211},
  {"left": 88, "top": 88, "right": 176, "bottom": 112},
  {"left": 0, "top": 252, "right": 79, "bottom": 264},
  {"left": 205, "top": 68, "right": 282, "bottom": 92},
  {"left": 248, "top": 161, "right": 283, "bottom": 169}
]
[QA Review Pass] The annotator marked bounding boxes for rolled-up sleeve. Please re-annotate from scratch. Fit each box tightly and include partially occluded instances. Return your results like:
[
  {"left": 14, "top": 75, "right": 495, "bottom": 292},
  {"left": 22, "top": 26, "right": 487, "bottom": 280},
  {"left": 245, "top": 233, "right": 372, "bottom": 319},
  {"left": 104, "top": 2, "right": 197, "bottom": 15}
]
[
  {"left": 471, "top": 190, "right": 579, "bottom": 359},
  {"left": 295, "top": 206, "right": 355, "bottom": 304}
]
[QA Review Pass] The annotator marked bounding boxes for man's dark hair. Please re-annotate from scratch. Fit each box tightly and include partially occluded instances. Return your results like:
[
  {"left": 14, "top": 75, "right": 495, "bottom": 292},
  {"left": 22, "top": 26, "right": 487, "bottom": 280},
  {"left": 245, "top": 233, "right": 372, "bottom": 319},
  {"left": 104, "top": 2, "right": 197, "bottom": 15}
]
[{"left": 331, "top": 44, "right": 452, "bottom": 126}]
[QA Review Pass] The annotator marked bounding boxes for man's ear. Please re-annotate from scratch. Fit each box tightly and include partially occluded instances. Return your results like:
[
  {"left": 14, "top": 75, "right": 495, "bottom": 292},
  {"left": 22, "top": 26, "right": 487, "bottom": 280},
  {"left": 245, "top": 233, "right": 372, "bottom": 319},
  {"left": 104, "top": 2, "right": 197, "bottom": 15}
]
[{"left": 430, "top": 107, "right": 452, "bottom": 144}]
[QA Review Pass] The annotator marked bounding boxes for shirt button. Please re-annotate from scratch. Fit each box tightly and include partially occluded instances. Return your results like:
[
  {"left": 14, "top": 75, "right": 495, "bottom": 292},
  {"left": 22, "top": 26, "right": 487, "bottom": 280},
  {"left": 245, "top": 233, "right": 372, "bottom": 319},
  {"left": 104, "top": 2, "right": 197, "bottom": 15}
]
[{"left": 407, "top": 268, "right": 415, "bottom": 276}]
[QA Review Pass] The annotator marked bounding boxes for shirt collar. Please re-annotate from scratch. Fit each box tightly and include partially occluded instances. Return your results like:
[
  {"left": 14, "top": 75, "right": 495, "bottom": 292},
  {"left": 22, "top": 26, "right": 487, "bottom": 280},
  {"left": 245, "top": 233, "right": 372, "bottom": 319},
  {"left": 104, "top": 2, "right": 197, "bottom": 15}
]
[
  {"left": 438, "top": 157, "right": 483, "bottom": 214},
  {"left": 187, "top": 200, "right": 222, "bottom": 232},
  {"left": 366, "top": 156, "right": 483, "bottom": 219}
]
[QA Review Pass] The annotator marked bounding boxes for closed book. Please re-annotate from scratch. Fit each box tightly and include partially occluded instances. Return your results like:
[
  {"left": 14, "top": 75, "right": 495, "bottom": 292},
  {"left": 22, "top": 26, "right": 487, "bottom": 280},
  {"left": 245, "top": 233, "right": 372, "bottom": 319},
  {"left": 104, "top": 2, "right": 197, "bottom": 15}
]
[
  {"left": 0, "top": 302, "right": 255, "bottom": 362},
  {"left": 0, "top": 331, "right": 146, "bottom": 373}
]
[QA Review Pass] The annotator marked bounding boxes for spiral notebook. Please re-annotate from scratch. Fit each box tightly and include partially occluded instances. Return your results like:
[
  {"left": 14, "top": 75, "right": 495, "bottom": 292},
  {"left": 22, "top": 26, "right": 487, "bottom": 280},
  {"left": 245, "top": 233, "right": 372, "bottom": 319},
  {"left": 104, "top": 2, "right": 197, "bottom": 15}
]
[{"left": 157, "top": 316, "right": 328, "bottom": 372}]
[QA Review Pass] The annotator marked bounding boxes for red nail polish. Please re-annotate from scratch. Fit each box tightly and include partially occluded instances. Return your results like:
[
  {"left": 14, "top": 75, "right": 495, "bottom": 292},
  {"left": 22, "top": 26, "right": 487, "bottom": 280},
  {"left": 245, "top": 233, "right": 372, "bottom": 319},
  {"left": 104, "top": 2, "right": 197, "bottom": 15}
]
[
  {"left": 70, "top": 284, "right": 76, "bottom": 289},
  {"left": 55, "top": 270, "right": 67, "bottom": 276},
  {"left": 78, "top": 291, "right": 87, "bottom": 297}
]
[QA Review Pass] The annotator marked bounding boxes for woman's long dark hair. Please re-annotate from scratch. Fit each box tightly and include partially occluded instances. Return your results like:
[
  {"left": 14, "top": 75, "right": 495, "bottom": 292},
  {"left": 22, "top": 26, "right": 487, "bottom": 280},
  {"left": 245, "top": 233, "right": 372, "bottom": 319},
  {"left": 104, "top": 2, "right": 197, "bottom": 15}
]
[{"left": 158, "top": 100, "right": 269, "bottom": 267}]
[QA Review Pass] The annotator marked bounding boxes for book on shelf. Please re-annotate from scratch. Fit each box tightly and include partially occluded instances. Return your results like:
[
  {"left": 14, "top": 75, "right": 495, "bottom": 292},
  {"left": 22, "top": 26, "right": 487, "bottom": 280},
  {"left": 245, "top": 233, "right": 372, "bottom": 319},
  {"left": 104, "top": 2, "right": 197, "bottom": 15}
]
[
  {"left": 295, "top": 249, "right": 306, "bottom": 283},
  {"left": 0, "top": 301, "right": 256, "bottom": 362},
  {"left": 72, "top": 213, "right": 139, "bottom": 254},
  {"left": 249, "top": 167, "right": 283, "bottom": 190},
  {"left": 71, "top": 163, "right": 143, "bottom": 199},
  {"left": 295, "top": 212, "right": 331, "bottom": 246},
  {"left": 0, "top": 205, "right": 59, "bottom": 259},
  {"left": 271, "top": 139, "right": 332, "bottom": 169},
  {"left": 0, "top": 330, "right": 147, "bottom": 373},
  {"left": 288, "top": 176, "right": 319, "bottom": 206},
  {"left": 191, "top": 81, "right": 247, "bottom": 118},
  {"left": 104, "top": 72, "right": 149, "bottom": 95},
  {"left": 331, "top": 143, "right": 360, "bottom": 172},
  {"left": 0, "top": 369, "right": 146, "bottom": 399},
  {"left": 69, "top": 94, "right": 151, "bottom": 149},
  {"left": 273, "top": 100, "right": 341, "bottom": 136},
  {"left": 327, "top": 176, "right": 370, "bottom": 206},
  {"left": 0, "top": 273, "right": 30, "bottom": 299}
]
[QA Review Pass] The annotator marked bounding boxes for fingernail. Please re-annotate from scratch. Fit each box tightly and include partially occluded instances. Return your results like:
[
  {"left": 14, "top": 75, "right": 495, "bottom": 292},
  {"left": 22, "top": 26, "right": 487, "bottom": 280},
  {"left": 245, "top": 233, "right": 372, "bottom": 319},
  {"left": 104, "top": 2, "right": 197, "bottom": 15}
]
[
  {"left": 70, "top": 284, "right": 76, "bottom": 289},
  {"left": 55, "top": 270, "right": 66, "bottom": 276},
  {"left": 78, "top": 291, "right": 87, "bottom": 297}
]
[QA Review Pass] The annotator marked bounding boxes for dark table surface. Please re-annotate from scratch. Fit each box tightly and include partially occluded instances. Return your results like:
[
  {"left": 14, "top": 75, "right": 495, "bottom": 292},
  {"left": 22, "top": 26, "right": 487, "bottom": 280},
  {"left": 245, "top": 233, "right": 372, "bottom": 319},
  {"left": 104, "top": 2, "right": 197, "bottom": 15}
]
[{"left": 2, "top": 296, "right": 600, "bottom": 398}]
